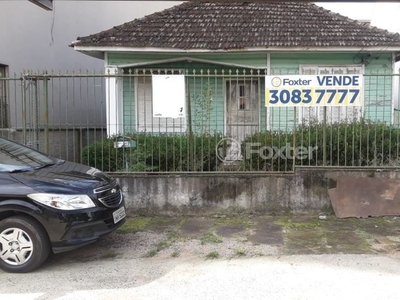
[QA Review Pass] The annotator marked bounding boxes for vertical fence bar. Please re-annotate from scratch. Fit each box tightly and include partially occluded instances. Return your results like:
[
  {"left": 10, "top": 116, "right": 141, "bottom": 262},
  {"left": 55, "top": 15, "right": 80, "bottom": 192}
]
[
  {"left": 43, "top": 73, "right": 49, "bottom": 154},
  {"left": 34, "top": 78, "right": 39, "bottom": 150},
  {"left": 293, "top": 107, "right": 297, "bottom": 171},
  {"left": 22, "top": 75, "right": 27, "bottom": 144},
  {"left": 322, "top": 106, "right": 327, "bottom": 166}
]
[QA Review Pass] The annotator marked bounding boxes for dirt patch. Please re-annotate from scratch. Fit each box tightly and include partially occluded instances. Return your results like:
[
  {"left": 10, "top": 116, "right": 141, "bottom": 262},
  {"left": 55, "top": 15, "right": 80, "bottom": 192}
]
[
  {"left": 216, "top": 224, "right": 247, "bottom": 238},
  {"left": 179, "top": 218, "right": 214, "bottom": 238},
  {"left": 48, "top": 215, "right": 400, "bottom": 265},
  {"left": 247, "top": 219, "right": 283, "bottom": 245}
]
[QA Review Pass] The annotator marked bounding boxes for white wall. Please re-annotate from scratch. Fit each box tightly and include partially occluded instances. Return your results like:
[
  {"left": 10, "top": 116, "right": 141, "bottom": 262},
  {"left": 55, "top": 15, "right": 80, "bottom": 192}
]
[
  {"left": 0, "top": 1, "right": 181, "bottom": 129},
  {"left": 0, "top": 1, "right": 181, "bottom": 73},
  {"left": 395, "top": 61, "right": 400, "bottom": 110}
]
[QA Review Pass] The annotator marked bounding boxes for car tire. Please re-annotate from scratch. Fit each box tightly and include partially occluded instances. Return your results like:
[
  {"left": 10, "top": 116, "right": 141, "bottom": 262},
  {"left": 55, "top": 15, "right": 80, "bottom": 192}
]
[{"left": 0, "top": 215, "right": 50, "bottom": 273}]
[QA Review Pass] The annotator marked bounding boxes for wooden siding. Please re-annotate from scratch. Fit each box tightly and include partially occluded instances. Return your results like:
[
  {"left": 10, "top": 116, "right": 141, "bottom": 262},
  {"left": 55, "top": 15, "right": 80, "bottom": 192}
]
[
  {"left": 123, "top": 75, "right": 136, "bottom": 133},
  {"left": 117, "top": 52, "right": 394, "bottom": 135},
  {"left": 108, "top": 53, "right": 268, "bottom": 68}
]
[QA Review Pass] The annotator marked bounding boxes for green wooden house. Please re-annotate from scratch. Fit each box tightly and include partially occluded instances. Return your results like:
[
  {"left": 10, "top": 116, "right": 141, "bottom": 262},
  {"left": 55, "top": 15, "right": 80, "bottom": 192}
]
[{"left": 71, "top": 2, "right": 400, "bottom": 142}]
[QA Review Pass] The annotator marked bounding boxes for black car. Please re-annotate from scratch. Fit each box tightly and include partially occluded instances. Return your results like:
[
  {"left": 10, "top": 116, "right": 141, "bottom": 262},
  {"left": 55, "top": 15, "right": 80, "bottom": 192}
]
[{"left": 0, "top": 138, "right": 126, "bottom": 273}]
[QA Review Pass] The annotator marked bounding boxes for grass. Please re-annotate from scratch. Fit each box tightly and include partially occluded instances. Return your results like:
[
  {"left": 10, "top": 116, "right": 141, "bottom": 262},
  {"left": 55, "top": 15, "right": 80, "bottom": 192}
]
[
  {"left": 206, "top": 251, "right": 219, "bottom": 259},
  {"left": 354, "top": 228, "right": 375, "bottom": 240},
  {"left": 145, "top": 250, "right": 158, "bottom": 258},
  {"left": 116, "top": 217, "right": 151, "bottom": 234},
  {"left": 273, "top": 216, "right": 322, "bottom": 229},
  {"left": 200, "top": 233, "right": 223, "bottom": 245},
  {"left": 156, "top": 240, "right": 170, "bottom": 252},
  {"left": 144, "top": 240, "right": 171, "bottom": 258}
]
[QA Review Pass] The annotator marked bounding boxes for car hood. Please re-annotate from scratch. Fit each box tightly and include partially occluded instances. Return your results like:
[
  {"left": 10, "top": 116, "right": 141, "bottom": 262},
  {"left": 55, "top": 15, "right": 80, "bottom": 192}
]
[{"left": 10, "top": 160, "right": 113, "bottom": 194}]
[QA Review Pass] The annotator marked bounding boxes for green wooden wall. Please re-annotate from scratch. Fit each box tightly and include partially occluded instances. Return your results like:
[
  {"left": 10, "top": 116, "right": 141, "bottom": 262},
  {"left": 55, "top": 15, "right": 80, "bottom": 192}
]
[{"left": 114, "top": 52, "right": 394, "bottom": 134}]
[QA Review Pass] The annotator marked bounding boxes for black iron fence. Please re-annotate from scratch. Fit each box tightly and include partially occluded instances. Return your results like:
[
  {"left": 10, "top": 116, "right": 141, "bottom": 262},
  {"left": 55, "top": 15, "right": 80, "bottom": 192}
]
[{"left": 0, "top": 69, "right": 399, "bottom": 173}]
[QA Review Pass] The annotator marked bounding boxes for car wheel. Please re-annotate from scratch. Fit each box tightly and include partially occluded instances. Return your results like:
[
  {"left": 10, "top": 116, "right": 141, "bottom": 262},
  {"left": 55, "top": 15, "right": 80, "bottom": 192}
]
[{"left": 0, "top": 216, "right": 50, "bottom": 273}]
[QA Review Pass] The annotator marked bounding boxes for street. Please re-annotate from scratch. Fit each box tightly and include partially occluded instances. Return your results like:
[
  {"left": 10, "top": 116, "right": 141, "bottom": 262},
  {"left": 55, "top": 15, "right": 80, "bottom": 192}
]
[{"left": 1, "top": 254, "right": 400, "bottom": 300}]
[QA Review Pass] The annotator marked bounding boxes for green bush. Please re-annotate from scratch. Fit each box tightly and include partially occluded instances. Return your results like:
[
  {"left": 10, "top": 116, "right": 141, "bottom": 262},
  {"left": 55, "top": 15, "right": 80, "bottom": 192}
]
[
  {"left": 82, "top": 133, "right": 226, "bottom": 172},
  {"left": 82, "top": 138, "right": 124, "bottom": 172},
  {"left": 128, "top": 132, "right": 225, "bottom": 172},
  {"left": 82, "top": 121, "right": 400, "bottom": 173},
  {"left": 240, "top": 129, "right": 292, "bottom": 171},
  {"left": 241, "top": 120, "right": 400, "bottom": 171}
]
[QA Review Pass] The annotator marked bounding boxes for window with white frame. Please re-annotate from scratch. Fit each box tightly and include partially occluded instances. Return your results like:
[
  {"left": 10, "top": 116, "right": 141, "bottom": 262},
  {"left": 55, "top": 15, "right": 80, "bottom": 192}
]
[
  {"left": 299, "top": 65, "right": 363, "bottom": 124},
  {"left": 136, "top": 69, "right": 187, "bottom": 133}
]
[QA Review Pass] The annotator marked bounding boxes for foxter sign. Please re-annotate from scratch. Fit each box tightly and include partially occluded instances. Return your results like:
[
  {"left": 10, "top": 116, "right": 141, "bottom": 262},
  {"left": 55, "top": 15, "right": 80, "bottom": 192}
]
[{"left": 265, "top": 75, "right": 363, "bottom": 107}]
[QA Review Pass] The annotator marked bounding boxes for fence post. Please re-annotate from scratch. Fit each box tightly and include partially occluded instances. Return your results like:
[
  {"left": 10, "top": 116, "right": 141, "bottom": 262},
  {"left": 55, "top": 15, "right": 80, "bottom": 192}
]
[
  {"left": 33, "top": 78, "right": 39, "bottom": 150},
  {"left": 43, "top": 73, "right": 49, "bottom": 154},
  {"left": 186, "top": 79, "right": 194, "bottom": 171},
  {"left": 22, "top": 75, "right": 27, "bottom": 145},
  {"left": 293, "top": 107, "right": 297, "bottom": 171},
  {"left": 323, "top": 106, "right": 327, "bottom": 166}
]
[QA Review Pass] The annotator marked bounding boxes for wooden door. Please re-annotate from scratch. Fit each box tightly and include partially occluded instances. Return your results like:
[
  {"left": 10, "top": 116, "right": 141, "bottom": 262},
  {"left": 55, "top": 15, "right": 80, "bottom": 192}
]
[{"left": 226, "top": 80, "right": 259, "bottom": 143}]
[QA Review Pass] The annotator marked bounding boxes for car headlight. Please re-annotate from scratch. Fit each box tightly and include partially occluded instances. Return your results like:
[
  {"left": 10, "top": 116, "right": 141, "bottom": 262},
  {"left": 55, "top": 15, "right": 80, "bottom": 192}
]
[{"left": 28, "top": 193, "right": 96, "bottom": 210}]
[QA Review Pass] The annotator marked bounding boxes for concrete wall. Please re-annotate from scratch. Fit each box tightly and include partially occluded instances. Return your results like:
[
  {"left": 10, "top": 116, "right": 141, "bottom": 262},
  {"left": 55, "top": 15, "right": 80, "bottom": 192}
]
[{"left": 116, "top": 167, "right": 400, "bottom": 215}]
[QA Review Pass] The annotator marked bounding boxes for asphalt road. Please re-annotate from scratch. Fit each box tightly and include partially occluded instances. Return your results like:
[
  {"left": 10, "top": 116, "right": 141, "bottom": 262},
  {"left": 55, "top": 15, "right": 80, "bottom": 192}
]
[{"left": 1, "top": 254, "right": 400, "bottom": 300}]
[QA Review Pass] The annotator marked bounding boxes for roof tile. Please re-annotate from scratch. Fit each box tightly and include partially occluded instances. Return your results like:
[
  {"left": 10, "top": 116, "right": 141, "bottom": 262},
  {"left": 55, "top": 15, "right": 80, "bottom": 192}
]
[{"left": 75, "top": 2, "right": 400, "bottom": 50}]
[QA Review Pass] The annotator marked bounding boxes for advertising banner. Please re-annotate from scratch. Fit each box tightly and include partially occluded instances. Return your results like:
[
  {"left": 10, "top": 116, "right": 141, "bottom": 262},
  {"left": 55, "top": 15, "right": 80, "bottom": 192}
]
[
  {"left": 265, "top": 75, "right": 363, "bottom": 107},
  {"left": 152, "top": 75, "right": 186, "bottom": 118}
]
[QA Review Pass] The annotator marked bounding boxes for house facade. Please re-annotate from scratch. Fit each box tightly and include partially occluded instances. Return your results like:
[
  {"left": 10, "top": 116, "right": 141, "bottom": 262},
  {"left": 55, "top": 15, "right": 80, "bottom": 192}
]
[{"left": 72, "top": 2, "right": 400, "bottom": 142}]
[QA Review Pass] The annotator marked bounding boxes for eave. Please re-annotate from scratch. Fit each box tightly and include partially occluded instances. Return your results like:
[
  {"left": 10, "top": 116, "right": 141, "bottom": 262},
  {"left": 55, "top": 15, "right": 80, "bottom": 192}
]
[
  {"left": 73, "top": 45, "right": 400, "bottom": 62},
  {"left": 73, "top": 45, "right": 400, "bottom": 54}
]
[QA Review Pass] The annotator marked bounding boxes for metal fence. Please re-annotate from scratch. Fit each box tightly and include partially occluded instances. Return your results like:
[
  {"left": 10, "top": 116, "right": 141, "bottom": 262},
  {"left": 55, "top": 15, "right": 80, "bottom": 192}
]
[{"left": 0, "top": 69, "right": 399, "bottom": 173}]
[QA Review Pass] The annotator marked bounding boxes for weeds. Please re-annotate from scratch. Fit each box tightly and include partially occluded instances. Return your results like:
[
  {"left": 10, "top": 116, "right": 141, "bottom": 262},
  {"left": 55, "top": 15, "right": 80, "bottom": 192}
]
[
  {"left": 145, "top": 250, "right": 158, "bottom": 258},
  {"left": 206, "top": 251, "right": 219, "bottom": 259},
  {"left": 200, "top": 233, "right": 223, "bottom": 245}
]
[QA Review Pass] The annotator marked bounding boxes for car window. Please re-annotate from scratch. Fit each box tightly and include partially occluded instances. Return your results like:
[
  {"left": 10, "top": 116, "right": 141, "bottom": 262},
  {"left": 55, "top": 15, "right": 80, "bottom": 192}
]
[{"left": 0, "top": 138, "right": 55, "bottom": 171}]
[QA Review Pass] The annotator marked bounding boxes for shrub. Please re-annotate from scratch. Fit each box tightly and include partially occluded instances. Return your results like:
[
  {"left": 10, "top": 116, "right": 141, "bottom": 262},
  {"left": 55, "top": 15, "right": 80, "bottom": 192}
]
[
  {"left": 241, "top": 120, "right": 400, "bottom": 171},
  {"left": 82, "top": 138, "right": 124, "bottom": 172},
  {"left": 82, "top": 132, "right": 226, "bottom": 172},
  {"left": 128, "top": 132, "right": 225, "bottom": 172}
]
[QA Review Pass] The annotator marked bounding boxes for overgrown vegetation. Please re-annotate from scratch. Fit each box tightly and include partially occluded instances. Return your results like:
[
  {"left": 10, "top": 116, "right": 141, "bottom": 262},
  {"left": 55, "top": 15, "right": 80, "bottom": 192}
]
[
  {"left": 200, "top": 232, "right": 223, "bottom": 245},
  {"left": 82, "top": 138, "right": 124, "bottom": 172},
  {"left": 82, "top": 120, "right": 400, "bottom": 173},
  {"left": 242, "top": 120, "right": 400, "bottom": 171},
  {"left": 128, "top": 132, "right": 225, "bottom": 172},
  {"left": 82, "top": 132, "right": 226, "bottom": 172},
  {"left": 193, "top": 83, "right": 213, "bottom": 134},
  {"left": 205, "top": 251, "right": 220, "bottom": 259}
]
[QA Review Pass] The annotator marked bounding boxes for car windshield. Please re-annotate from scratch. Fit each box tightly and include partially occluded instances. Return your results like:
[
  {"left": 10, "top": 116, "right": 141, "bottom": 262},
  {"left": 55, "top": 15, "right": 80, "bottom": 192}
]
[{"left": 0, "top": 138, "right": 55, "bottom": 172}]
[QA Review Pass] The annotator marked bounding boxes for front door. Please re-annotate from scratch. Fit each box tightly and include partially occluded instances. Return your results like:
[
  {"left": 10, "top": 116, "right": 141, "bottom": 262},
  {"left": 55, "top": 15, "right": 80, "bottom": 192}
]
[{"left": 226, "top": 80, "right": 259, "bottom": 143}]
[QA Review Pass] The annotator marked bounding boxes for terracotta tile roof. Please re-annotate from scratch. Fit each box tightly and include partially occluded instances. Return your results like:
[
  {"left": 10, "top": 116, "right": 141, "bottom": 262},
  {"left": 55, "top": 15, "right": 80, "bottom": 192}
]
[{"left": 74, "top": 2, "right": 400, "bottom": 50}]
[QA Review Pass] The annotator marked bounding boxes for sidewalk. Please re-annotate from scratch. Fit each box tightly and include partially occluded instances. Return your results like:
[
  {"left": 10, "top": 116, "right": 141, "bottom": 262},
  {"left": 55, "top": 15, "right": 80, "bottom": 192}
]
[{"left": 115, "top": 214, "right": 400, "bottom": 259}]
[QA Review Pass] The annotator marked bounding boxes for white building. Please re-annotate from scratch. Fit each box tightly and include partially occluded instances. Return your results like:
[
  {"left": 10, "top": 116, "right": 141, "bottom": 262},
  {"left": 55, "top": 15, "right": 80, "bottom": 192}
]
[{"left": 0, "top": 1, "right": 179, "bottom": 75}]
